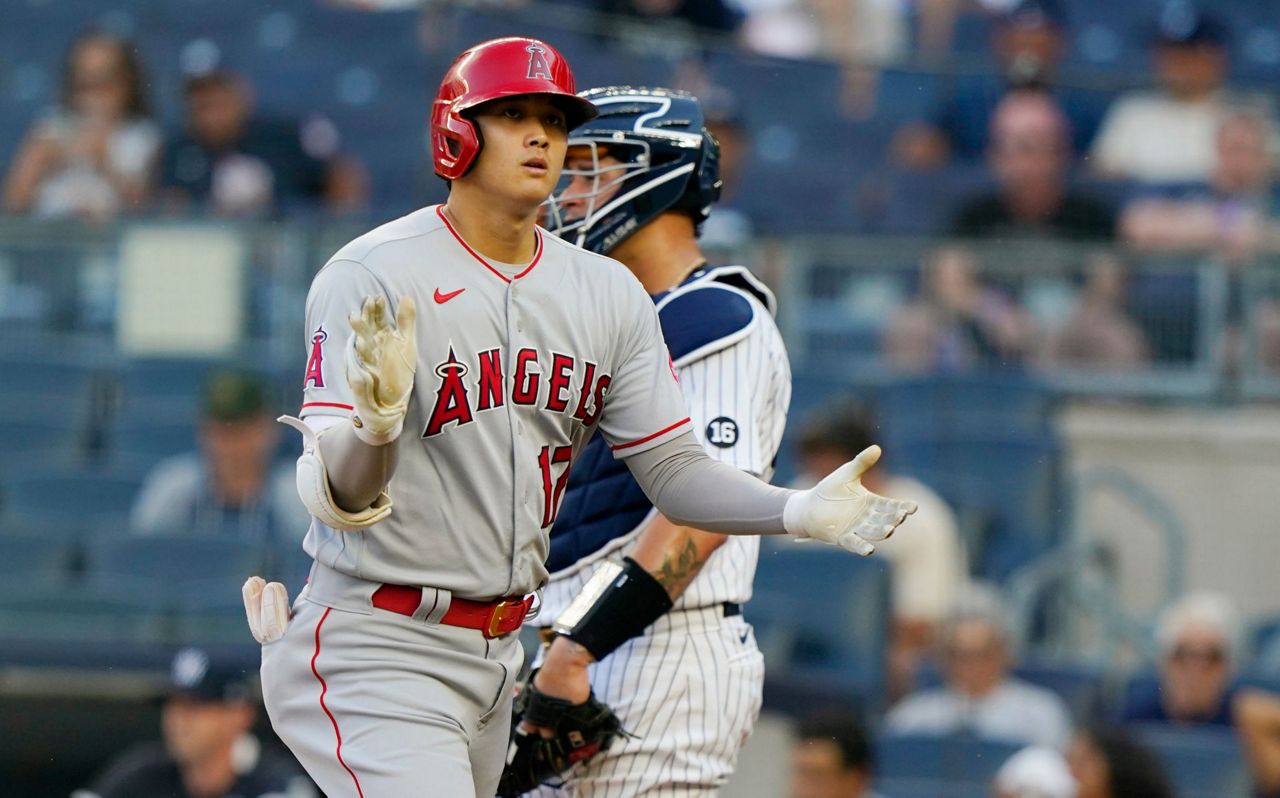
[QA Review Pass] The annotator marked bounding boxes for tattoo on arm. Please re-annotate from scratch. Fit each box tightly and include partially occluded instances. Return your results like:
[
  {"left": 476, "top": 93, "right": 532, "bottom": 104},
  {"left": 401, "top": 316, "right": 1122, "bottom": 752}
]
[{"left": 654, "top": 536, "right": 709, "bottom": 598}]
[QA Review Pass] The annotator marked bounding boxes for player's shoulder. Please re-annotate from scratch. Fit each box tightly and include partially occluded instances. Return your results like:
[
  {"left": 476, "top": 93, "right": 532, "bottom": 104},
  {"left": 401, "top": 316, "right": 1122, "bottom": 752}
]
[
  {"left": 656, "top": 265, "right": 778, "bottom": 365},
  {"left": 321, "top": 205, "right": 447, "bottom": 274},
  {"left": 541, "top": 231, "right": 634, "bottom": 281}
]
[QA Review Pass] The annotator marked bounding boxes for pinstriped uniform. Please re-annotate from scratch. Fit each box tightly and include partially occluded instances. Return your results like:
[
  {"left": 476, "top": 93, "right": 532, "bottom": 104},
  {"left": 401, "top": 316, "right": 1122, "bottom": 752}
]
[{"left": 532, "top": 265, "right": 792, "bottom": 796}]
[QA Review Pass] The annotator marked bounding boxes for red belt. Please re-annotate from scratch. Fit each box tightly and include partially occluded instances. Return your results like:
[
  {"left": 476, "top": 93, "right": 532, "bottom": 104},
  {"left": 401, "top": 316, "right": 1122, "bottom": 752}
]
[{"left": 371, "top": 584, "right": 534, "bottom": 638}]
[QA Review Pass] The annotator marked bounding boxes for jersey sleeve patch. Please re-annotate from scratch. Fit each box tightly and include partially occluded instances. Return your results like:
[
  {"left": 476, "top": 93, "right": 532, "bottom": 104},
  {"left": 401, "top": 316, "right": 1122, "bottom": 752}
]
[{"left": 657, "top": 284, "right": 757, "bottom": 366}]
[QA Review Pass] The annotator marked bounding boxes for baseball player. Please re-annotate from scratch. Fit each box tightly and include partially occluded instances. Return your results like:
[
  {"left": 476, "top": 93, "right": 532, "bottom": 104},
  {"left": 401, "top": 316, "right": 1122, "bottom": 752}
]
[
  {"left": 517, "top": 86, "right": 790, "bottom": 796},
  {"left": 240, "top": 38, "right": 916, "bottom": 798}
]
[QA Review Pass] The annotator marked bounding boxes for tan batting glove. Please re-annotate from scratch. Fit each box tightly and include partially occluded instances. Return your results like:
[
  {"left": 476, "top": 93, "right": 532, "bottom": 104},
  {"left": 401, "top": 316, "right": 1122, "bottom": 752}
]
[
  {"left": 242, "top": 576, "right": 291, "bottom": 644},
  {"left": 347, "top": 294, "right": 417, "bottom": 445},
  {"left": 782, "top": 445, "right": 918, "bottom": 556}
]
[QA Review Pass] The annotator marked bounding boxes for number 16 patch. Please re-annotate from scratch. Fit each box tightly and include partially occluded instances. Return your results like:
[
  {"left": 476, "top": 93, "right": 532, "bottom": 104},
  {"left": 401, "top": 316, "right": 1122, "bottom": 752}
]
[{"left": 706, "top": 417, "right": 738, "bottom": 448}]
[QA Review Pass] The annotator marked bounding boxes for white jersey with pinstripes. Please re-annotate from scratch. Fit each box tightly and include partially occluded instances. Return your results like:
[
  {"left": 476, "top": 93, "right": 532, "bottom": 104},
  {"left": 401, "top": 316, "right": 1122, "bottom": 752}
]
[
  {"left": 296, "top": 205, "right": 693, "bottom": 600},
  {"left": 538, "top": 268, "right": 791, "bottom": 618}
]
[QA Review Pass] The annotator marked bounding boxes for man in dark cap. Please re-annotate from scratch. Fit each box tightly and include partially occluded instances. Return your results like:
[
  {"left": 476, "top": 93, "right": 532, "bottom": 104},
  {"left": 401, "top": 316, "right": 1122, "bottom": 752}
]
[
  {"left": 75, "top": 647, "right": 315, "bottom": 798},
  {"left": 129, "top": 369, "right": 308, "bottom": 541},
  {"left": 1091, "top": 2, "right": 1264, "bottom": 183}
]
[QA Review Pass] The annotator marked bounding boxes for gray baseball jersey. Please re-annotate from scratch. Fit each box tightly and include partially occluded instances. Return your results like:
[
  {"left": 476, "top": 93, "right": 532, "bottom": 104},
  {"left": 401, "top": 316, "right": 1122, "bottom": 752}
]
[{"left": 297, "top": 204, "right": 693, "bottom": 600}]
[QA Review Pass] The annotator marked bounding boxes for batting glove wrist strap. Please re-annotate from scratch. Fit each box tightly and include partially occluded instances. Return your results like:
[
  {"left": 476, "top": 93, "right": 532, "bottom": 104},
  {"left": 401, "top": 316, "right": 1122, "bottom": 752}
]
[
  {"left": 279, "top": 415, "right": 393, "bottom": 531},
  {"left": 553, "top": 557, "right": 673, "bottom": 661},
  {"left": 782, "top": 445, "right": 918, "bottom": 556}
]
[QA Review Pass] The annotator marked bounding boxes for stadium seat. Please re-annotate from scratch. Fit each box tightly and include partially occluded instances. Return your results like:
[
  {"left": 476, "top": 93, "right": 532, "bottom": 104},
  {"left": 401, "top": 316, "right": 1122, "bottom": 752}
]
[
  {"left": 0, "top": 584, "right": 166, "bottom": 643},
  {"left": 750, "top": 541, "right": 891, "bottom": 704},
  {"left": 0, "top": 534, "right": 76, "bottom": 586},
  {"left": 84, "top": 534, "right": 269, "bottom": 603},
  {"left": 875, "top": 733, "right": 1021, "bottom": 792},
  {"left": 1129, "top": 723, "right": 1250, "bottom": 798},
  {"left": 2, "top": 470, "right": 141, "bottom": 524}
]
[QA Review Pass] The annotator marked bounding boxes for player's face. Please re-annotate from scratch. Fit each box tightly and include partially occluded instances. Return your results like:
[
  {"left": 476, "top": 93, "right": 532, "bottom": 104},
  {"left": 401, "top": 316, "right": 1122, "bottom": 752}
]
[
  {"left": 469, "top": 96, "right": 569, "bottom": 209},
  {"left": 200, "top": 415, "right": 277, "bottom": 477},
  {"left": 555, "top": 146, "right": 628, "bottom": 224},
  {"left": 162, "top": 696, "right": 254, "bottom": 765}
]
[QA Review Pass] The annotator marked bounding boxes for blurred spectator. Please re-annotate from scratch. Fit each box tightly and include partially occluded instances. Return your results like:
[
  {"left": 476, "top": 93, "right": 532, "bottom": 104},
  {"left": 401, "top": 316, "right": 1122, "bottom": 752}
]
[
  {"left": 1122, "top": 110, "right": 1280, "bottom": 256},
  {"left": 952, "top": 89, "right": 1116, "bottom": 241},
  {"left": 1065, "top": 726, "right": 1173, "bottom": 798},
  {"left": 882, "top": 246, "right": 1036, "bottom": 371},
  {"left": 696, "top": 87, "right": 754, "bottom": 256},
  {"left": 1120, "top": 110, "right": 1280, "bottom": 375},
  {"left": 789, "top": 710, "right": 880, "bottom": 798},
  {"left": 893, "top": 0, "right": 1109, "bottom": 170},
  {"left": 1089, "top": 3, "right": 1263, "bottom": 184},
  {"left": 794, "top": 401, "right": 964, "bottom": 701},
  {"left": 157, "top": 63, "right": 367, "bottom": 217},
  {"left": 129, "top": 370, "right": 307, "bottom": 541},
  {"left": 885, "top": 583, "right": 1073, "bottom": 749},
  {"left": 75, "top": 647, "right": 315, "bottom": 798},
  {"left": 1122, "top": 591, "right": 1244, "bottom": 727},
  {"left": 993, "top": 745, "right": 1077, "bottom": 798},
  {"left": 1040, "top": 253, "right": 1151, "bottom": 370},
  {"left": 2, "top": 31, "right": 160, "bottom": 220}
]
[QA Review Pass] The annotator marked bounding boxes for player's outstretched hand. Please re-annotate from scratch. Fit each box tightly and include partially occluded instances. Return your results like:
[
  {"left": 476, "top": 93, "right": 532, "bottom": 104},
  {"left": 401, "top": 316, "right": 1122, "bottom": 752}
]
[
  {"left": 346, "top": 294, "right": 417, "bottom": 445},
  {"left": 782, "top": 445, "right": 918, "bottom": 556},
  {"left": 243, "top": 576, "right": 291, "bottom": 644}
]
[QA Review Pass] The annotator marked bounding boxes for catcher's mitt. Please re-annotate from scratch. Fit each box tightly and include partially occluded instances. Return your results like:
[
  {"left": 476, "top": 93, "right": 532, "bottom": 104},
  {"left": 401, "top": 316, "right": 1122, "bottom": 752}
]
[{"left": 495, "top": 676, "right": 624, "bottom": 796}]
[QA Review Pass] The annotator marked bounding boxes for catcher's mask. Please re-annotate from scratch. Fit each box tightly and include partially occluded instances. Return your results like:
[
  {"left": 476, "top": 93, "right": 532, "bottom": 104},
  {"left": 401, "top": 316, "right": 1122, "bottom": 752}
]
[{"left": 543, "top": 86, "right": 721, "bottom": 255}]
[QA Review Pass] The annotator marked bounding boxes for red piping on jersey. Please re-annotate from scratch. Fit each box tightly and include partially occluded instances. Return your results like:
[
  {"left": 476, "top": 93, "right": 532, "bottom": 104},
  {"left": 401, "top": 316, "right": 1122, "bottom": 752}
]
[
  {"left": 311, "top": 607, "right": 365, "bottom": 798},
  {"left": 435, "top": 205, "right": 542, "bottom": 283},
  {"left": 301, "top": 401, "right": 355, "bottom": 411},
  {"left": 611, "top": 417, "right": 692, "bottom": 452}
]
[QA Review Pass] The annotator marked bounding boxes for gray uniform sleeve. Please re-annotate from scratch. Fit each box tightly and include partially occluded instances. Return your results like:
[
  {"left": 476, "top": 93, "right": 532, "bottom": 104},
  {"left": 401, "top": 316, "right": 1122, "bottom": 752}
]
[{"left": 623, "top": 430, "right": 794, "bottom": 534}]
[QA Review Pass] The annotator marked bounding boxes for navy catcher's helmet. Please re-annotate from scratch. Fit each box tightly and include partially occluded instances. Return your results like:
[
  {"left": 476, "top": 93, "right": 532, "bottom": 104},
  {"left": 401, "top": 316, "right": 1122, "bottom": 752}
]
[{"left": 544, "top": 86, "right": 721, "bottom": 255}]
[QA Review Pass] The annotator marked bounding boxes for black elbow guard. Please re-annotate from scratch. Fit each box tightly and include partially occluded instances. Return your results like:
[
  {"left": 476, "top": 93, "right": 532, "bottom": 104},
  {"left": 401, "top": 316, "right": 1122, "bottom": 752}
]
[{"left": 553, "top": 557, "right": 674, "bottom": 662}]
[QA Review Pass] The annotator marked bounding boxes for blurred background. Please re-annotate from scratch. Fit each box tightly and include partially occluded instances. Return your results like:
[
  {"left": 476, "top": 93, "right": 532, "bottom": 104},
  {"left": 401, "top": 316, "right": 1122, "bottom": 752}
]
[{"left": 1, "top": 0, "right": 1279, "bottom": 795}]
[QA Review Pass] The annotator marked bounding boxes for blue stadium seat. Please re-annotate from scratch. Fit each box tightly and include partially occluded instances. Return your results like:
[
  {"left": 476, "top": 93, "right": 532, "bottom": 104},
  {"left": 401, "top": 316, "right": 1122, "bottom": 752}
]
[
  {"left": 85, "top": 535, "right": 269, "bottom": 600},
  {"left": 1013, "top": 659, "right": 1106, "bottom": 724},
  {"left": 0, "top": 534, "right": 75, "bottom": 585},
  {"left": 3, "top": 470, "right": 141, "bottom": 523},
  {"left": 875, "top": 733, "right": 1021, "bottom": 789},
  {"left": 1129, "top": 723, "right": 1250, "bottom": 798},
  {"left": 0, "top": 584, "right": 166, "bottom": 643},
  {"left": 750, "top": 541, "right": 891, "bottom": 703}
]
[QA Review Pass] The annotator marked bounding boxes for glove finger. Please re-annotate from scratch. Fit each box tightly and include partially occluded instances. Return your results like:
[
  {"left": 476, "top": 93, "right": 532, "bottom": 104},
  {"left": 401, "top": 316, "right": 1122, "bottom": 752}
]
[
  {"left": 837, "top": 532, "right": 875, "bottom": 556},
  {"left": 260, "top": 581, "right": 290, "bottom": 643},
  {"left": 367, "top": 295, "right": 387, "bottom": 331},
  {"left": 816, "top": 445, "right": 881, "bottom": 499},
  {"left": 242, "top": 576, "right": 265, "bottom": 643},
  {"left": 395, "top": 295, "right": 417, "bottom": 334},
  {"left": 847, "top": 444, "right": 882, "bottom": 481}
]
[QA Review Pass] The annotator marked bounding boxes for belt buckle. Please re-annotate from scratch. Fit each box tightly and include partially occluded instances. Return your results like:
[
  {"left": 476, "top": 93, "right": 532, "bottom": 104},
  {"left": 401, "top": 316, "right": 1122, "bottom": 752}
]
[{"left": 485, "top": 598, "right": 525, "bottom": 639}]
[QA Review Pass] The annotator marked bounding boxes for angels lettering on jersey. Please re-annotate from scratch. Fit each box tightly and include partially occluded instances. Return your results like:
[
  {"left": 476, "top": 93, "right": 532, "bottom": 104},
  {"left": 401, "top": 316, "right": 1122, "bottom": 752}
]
[{"left": 422, "top": 345, "right": 610, "bottom": 437}]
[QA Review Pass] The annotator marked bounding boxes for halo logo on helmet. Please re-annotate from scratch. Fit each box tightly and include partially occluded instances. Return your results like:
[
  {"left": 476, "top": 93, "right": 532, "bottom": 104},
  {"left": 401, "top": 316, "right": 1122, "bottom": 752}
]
[
  {"left": 543, "top": 87, "right": 722, "bottom": 256},
  {"left": 430, "top": 37, "right": 599, "bottom": 181},
  {"left": 526, "top": 44, "right": 553, "bottom": 80}
]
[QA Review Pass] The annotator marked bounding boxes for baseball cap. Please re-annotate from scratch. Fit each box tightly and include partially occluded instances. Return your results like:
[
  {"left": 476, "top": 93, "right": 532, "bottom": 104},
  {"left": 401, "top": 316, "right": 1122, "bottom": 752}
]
[
  {"left": 999, "top": 0, "right": 1067, "bottom": 31},
  {"left": 1155, "top": 2, "right": 1227, "bottom": 47},
  {"left": 167, "top": 646, "right": 256, "bottom": 703},
  {"left": 201, "top": 369, "right": 268, "bottom": 422}
]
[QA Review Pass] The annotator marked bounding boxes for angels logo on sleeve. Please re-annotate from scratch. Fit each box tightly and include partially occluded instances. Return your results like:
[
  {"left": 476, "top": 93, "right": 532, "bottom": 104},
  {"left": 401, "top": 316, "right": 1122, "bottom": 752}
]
[{"left": 304, "top": 326, "right": 328, "bottom": 389}]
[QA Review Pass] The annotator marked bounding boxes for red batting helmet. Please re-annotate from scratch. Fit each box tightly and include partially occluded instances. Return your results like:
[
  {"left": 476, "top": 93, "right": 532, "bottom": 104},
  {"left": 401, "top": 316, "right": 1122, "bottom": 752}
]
[{"left": 431, "top": 37, "right": 598, "bottom": 180}]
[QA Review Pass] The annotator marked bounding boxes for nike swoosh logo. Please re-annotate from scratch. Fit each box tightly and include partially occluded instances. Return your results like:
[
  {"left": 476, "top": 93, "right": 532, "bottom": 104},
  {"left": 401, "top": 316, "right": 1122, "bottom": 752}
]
[
  {"left": 434, "top": 287, "right": 465, "bottom": 304},
  {"left": 739, "top": 630, "right": 749, "bottom": 644}
]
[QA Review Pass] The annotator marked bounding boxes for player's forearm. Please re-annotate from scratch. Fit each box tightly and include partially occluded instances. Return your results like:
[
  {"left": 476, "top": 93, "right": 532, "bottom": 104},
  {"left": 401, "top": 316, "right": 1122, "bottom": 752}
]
[
  {"left": 625, "top": 432, "right": 791, "bottom": 535},
  {"left": 318, "top": 421, "right": 400, "bottom": 512},
  {"left": 629, "top": 514, "right": 728, "bottom": 600}
]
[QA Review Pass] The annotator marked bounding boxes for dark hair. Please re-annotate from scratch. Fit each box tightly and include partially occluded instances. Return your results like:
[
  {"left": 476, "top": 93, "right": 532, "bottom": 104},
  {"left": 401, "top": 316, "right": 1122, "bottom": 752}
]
[
  {"left": 797, "top": 401, "right": 876, "bottom": 460},
  {"left": 60, "top": 30, "right": 152, "bottom": 119},
  {"left": 1087, "top": 726, "right": 1175, "bottom": 798},
  {"left": 795, "top": 711, "right": 874, "bottom": 773}
]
